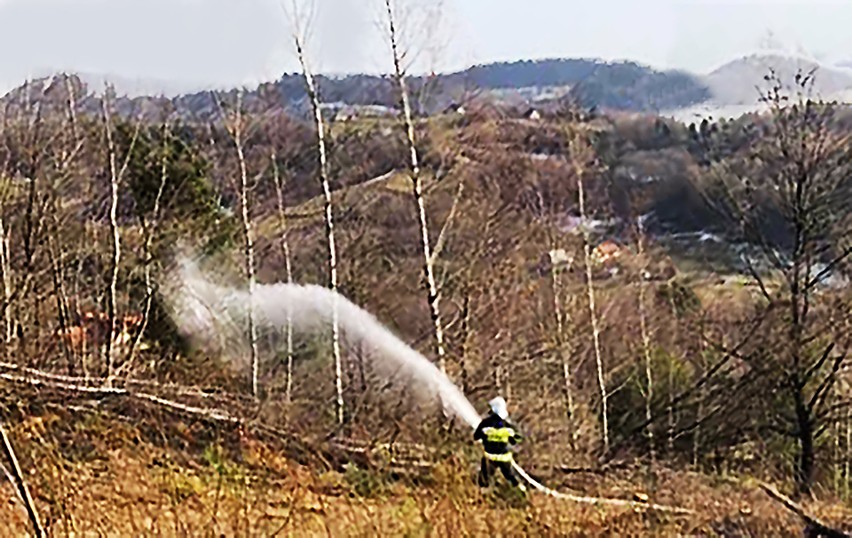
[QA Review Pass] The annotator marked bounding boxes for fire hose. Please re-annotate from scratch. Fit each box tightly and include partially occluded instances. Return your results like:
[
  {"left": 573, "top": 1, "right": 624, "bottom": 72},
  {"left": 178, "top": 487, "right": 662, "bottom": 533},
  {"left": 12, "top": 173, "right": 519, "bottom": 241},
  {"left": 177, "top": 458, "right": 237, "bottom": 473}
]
[{"left": 510, "top": 459, "right": 692, "bottom": 514}]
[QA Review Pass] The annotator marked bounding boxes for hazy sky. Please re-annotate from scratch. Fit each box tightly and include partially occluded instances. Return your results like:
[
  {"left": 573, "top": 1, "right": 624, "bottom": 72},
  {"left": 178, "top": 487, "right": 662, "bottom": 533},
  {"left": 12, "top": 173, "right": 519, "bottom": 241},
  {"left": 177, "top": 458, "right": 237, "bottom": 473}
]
[{"left": 1, "top": 0, "right": 851, "bottom": 94}]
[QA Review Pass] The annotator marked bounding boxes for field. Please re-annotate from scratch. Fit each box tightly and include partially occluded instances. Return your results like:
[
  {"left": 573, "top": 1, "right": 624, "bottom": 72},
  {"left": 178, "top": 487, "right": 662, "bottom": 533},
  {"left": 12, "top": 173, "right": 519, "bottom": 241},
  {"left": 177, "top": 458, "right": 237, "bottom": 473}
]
[{"left": 0, "top": 407, "right": 850, "bottom": 537}]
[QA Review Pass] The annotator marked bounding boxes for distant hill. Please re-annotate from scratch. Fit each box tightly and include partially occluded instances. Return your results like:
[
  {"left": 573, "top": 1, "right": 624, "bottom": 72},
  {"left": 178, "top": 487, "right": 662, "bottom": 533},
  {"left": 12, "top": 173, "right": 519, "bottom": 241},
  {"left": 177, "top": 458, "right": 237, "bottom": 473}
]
[
  {"left": 703, "top": 53, "right": 852, "bottom": 105},
  {"left": 5, "top": 54, "right": 851, "bottom": 124},
  {"left": 227, "top": 59, "right": 712, "bottom": 117},
  {"left": 563, "top": 61, "right": 710, "bottom": 111},
  {"left": 660, "top": 54, "right": 852, "bottom": 122},
  {"left": 0, "top": 58, "right": 713, "bottom": 120}
]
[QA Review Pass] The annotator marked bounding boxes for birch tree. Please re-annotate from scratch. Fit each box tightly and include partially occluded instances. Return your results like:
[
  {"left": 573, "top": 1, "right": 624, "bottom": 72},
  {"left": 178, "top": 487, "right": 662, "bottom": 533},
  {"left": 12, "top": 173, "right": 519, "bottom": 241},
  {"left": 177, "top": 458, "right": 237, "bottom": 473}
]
[
  {"left": 287, "top": 2, "right": 345, "bottom": 424},
  {"left": 548, "top": 242, "right": 578, "bottom": 449},
  {"left": 218, "top": 92, "right": 261, "bottom": 399},
  {"left": 569, "top": 129, "right": 609, "bottom": 453},
  {"left": 635, "top": 217, "right": 655, "bottom": 462},
  {"left": 0, "top": 124, "right": 12, "bottom": 361},
  {"left": 50, "top": 75, "right": 86, "bottom": 374},
  {"left": 383, "top": 0, "right": 448, "bottom": 373},
  {"left": 271, "top": 153, "right": 295, "bottom": 404},
  {"left": 0, "top": 203, "right": 11, "bottom": 362},
  {"left": 101, "top": 85, "right": 139, "bottom": 381},
  {"left": 121, "top": 121, "right": 171, "bottom": 376}
]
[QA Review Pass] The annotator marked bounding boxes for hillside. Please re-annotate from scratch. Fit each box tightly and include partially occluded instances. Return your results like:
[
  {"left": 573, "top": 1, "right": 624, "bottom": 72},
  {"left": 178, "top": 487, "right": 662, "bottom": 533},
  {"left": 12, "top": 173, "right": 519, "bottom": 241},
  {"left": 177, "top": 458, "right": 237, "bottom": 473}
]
[
  {"left": 1, "top": 58, "right": 712, "bottom": 120},
  {"left": 661, "top": 54, "right": 852, "bottom": 122},
  {"left": 8, "top": 54, "right": 852, "bottom": 125},
  {"left": 1, "top": 405, "right": 847, "bottom": 536},
  {"left": 0, "top": 67, "right": 850, "bottom": 536},
  {"left": 703, "top": 53, "right": 852, "bottom": 105}
]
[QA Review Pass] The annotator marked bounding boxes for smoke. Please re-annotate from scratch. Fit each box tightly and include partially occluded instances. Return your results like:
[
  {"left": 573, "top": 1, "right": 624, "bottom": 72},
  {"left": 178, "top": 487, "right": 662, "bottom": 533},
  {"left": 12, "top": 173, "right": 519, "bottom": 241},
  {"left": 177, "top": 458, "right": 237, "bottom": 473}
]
[{"left": 159, "top": 254, "right": 482, "bottom": 429}]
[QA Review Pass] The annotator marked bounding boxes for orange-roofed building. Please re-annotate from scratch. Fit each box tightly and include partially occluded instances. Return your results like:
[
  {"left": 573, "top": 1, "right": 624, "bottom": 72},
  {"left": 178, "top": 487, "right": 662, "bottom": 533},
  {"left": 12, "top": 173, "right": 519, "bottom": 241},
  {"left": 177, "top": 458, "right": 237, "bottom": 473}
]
[{"left": 592, "top": 240, "right": 624, "bottom": 266}]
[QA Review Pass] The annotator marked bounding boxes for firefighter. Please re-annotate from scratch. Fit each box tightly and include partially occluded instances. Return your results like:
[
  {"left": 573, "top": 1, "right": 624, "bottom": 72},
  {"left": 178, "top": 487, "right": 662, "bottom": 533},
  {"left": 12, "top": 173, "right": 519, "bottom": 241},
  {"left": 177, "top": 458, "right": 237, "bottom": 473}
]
[{"left": 474, "top": 396, "right": 526, "bottom": 491}]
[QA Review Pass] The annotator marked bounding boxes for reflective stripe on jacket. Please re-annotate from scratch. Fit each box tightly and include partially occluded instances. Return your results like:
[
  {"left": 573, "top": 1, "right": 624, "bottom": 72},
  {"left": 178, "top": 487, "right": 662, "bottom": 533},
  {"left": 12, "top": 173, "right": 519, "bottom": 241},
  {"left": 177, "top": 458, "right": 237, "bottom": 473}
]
[
  {"left": 474, "top": 412, "right": 522, "bottom": 459},
  {"left": 483, "top": 451, "right": 514, "bottom": 463},
  {"left": 483, "top": 426, "right": 517, "bottom": 444}
]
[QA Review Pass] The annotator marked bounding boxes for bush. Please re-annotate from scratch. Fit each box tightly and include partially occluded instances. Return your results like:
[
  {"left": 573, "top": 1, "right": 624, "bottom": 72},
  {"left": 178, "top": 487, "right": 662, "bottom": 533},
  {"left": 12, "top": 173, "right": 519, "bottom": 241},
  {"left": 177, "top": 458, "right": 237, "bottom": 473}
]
[
  {"left": 608, "top": 346, "right": 695, "bottom": 455},
  {"left": 344, "top": 463, "right": 389, "bottom": 498}
]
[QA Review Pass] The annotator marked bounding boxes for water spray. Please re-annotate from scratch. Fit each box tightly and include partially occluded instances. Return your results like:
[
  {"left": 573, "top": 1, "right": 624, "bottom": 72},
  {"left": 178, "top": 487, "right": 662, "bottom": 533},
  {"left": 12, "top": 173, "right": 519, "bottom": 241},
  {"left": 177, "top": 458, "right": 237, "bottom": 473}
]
[
  {"left": 159, "top": 255, "right": 690, "bottom": 514},
  {"left": 161, "top": 256, "right": 481, "bottom": 427}
]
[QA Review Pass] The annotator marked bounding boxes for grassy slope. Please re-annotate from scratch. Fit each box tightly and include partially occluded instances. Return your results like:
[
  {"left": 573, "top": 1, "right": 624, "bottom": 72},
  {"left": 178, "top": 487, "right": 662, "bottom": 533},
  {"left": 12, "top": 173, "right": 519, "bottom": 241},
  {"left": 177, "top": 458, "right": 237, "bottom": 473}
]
[
  {"left": 3, "top": 115, "right": 848, "bottom": 535},
  {"left": 0, "top": 178, "right": 840, "bottom": 536},
  {"left": 0, "top": 409, "right": 849, "bottom": 536}
]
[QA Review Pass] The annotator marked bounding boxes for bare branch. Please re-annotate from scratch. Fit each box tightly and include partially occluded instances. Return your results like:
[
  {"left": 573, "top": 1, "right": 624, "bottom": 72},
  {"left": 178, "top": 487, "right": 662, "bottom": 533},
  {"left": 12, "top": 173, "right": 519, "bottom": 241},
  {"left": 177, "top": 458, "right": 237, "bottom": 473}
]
[
  {"left": 0, "top": 421, "right": 44, "bottom": 537},
  {"left": 759, "top": 481, "right": 849, "bottom": 537},
  {"left": 805, "top": 246, "right": 852, "bottom": 291},
  {"left": 429, "top": 180, "right": 464, "bottom": 265}
]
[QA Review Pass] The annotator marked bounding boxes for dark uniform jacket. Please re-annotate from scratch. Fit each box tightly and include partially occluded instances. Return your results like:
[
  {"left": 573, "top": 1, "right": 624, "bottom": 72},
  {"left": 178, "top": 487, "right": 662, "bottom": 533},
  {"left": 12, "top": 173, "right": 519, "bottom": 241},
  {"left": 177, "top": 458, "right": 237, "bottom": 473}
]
[{"left": 474, "top": 413, "right": 523, "bottom": 460}]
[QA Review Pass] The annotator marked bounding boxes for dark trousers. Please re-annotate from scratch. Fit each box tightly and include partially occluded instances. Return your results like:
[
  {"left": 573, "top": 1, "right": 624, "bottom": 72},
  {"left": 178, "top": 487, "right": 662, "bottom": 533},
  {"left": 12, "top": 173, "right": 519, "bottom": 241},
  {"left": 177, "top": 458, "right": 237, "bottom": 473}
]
[{"left": 478, "top": 456, "right": 519, "bottom": 487}]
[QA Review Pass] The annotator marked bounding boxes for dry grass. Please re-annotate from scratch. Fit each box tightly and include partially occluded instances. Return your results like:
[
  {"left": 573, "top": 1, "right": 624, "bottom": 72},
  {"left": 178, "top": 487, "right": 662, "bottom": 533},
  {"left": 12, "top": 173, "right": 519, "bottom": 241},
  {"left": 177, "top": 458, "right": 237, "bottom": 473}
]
[{"left": 0, "top": 410, "right": 849, "bottom": 537}]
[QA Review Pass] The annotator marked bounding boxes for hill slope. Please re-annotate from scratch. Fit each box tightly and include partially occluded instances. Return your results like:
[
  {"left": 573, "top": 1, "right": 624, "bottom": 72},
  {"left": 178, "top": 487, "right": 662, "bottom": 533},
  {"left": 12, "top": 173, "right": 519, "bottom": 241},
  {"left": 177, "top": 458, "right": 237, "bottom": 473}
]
[
  {"left": 704, "top": 53, "right": 852, "bottom": 105},
  {"left": 1, "top": 58, "right": 713, "bottom": 119}
]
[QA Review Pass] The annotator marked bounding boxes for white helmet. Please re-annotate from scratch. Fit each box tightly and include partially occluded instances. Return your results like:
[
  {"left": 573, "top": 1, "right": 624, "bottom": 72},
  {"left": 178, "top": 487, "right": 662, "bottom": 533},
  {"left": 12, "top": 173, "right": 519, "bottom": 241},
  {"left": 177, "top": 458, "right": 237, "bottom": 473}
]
[{"left": 488, "top": 396, "right": 509, "bottom": 420}]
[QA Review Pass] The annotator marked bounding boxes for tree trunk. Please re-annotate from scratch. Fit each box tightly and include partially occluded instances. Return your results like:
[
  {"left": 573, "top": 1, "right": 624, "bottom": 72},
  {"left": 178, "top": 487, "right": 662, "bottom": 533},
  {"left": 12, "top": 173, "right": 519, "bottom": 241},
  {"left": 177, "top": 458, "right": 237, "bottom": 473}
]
[
  {"left": 845, "top": 408, "right": 851, "bottom": 499},
  {"left": 794, "top": 389, "right": 816, "bottom": 496},
  {"left": 690, "top": 318, "right": 708, "bottom": 469},
  {"left": 229, "top": 94, "right": 260, "bottom": 399},
  {"left": 550, "top": 250, "right": 577, "bottom": 451},
  {"left": 64, "top": 74, "right": 79, "bottom": 142},
  {"left": 834, "top": 413, "right": 841, "bottom": 495},
  {"left": 47, "top": 224, "right": 74, "bottom": 374},
  {"left": 0, "top": 218, "right": 12, "bottom": 360},
  {"left": 576, "top": 155, "right": 609, "bottom": 453},
  {"left": 101, "top": 90, "right": 142, "bottom": 379},
  {"left": 101, "top": 92, "right": 121, "bottom": 381},
  {"left": 636, "top": 222, "right": 655, "bottom": 463},
  {"left": 50, "top": 79, "right": 81, "bottom": 375},
  {"left": 384, "top": 0, "right": 447, "bottom": 373},
  {"left": 293, "top": 35, "right": 344, "bottom": 425},
  {"left": 272, "top": 154, "right": 295, "bottom": 404},
  {"left": 0, "top": 421, "right": 44, "bottom": 537},
  {"left": 667, "top": 292, "right": 679, "bottom": 455}
]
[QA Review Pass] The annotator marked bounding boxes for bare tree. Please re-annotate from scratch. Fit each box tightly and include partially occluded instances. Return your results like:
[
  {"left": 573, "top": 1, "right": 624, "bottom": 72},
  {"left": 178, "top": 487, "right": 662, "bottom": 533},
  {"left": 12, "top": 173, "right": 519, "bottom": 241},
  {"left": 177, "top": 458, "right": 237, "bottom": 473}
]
[
  {"left": 8, "top": 80, "right": 50, "bottom": 362},
  {"left": 0, "top": 217, "right": 11, "bottom": 361},
  {"left": 548, "top": 244, "right": 578, "bottom": 450},
  {"left": 120, "top": 121, "right": 172, "bottom": 376},
  {"left": 288, "top": 3, "right": 345, "bottom": 424},
  {"left": 101, "top": 85, "right": 139, "bottom": 381},
  {"left": 50, "top": 74, "right": 86, "bottom": 375},
  {"left": 692, "top": 318, "right": 709, "bottom": 469},
  {"left": 219, "top": 91, "right": 261, "bottom": 399},
  {"left": 846, "top": 407, "right": 851, "bottom": 499},
  {"left": 383, "top": 0, "right": 448, "bottom": 373},
  {"left": 271, "top": 153, "right": 295, "bottom": 403},
  {"left": 665, "top": 284, "right": 681, "bottom": 455},
  {"left": 0, "top": 126, "right": 12, "bottom": 359},
  {"left": 635, "top": 218, "right": 655, "bottom": 462},
  {"left": 570, "top": 129, "right": 609, "bottom": 453},
  {"left": 703, "top": 71, "right": 852, "bottom": 494}
]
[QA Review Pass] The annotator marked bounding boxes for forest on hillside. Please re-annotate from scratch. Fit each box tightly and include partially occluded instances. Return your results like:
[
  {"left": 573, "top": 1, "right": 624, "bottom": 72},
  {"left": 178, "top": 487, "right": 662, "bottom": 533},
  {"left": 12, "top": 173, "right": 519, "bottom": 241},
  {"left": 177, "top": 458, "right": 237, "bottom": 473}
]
[
  {"left": 0, "top": 17, "right": 850, "bottom": 537},
  {"left": 1, "top": 56, "right": 714, "bottom": 122}
]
